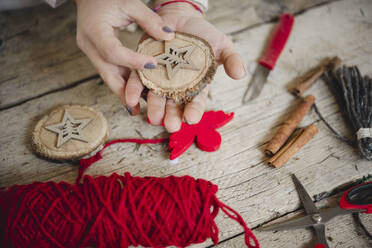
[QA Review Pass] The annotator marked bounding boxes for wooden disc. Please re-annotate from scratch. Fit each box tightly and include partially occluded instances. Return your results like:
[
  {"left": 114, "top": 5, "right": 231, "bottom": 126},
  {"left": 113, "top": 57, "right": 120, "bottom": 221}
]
[
  {"left": 136, "top": 32, "right": 216, "bottom": 102},
  {"left": 32, "top": 105, "right": 109, "bottom": 160}
]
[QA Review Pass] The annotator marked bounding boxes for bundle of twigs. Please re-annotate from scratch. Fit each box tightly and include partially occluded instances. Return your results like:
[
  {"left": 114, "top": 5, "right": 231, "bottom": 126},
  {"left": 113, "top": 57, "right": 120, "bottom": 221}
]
[{"left": 322, "top": 66, "right": 372, "bottom": 160}]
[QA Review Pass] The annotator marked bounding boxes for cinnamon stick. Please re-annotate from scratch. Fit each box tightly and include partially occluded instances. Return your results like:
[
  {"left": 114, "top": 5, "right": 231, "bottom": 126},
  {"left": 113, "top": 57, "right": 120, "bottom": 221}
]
[
  {"left": 291, "top": 67, "right": 325, "bottom": 96},
  {"left": 327, "top": 56, "right": 342, "bottom": 73},
  {"left": 265, "top": 95, "right": 315, "bottom": 156},
  {"left": 268, "top": 124, "right": 318, "bottom": 168},
  {"left": 291, "top": 57, "right": 342, "bottom": 96}
]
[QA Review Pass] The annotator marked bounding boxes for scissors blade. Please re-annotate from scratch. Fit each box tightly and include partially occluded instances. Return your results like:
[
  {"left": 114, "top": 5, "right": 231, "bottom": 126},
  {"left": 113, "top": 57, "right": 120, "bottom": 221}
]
[
  {"left": 292, "top": 174, "right": 319, "bottom": 215},
  {"left": 313, "top": 224, "right": 329, "bottom": 248},
  {"left": 242, "top": 65, "right": 270, "bottom": 104},
  {"left": 319, "top": 206, "right": 362, "bottom": 223},
  {"left": 260, "top": 215, "right": 315, "bottom": 231}
]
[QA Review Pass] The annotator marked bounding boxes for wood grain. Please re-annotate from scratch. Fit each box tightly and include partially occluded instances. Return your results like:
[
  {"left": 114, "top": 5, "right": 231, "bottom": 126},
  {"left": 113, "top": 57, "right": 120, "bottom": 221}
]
[
  {"left": 216, "top": 193, "right": 372, "bottom": 248},
  {"left": 0, "top": 2, "right": 141, "bottom": 110},
  {"left": 207, "top": 0, "right": 332, "bottom": 34},
  {"left": 0, "top": 0, "right": 333, "bottom": 110},
  {"left": 0, "top": 0, "right": 371, "bottom": 247}
]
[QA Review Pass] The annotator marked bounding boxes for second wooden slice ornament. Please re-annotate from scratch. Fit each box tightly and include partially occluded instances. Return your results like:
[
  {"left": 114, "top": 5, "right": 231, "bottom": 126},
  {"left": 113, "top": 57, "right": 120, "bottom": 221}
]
[
  {"left": 137, "top": 32, "right": 216, "bottom": 102},
  {"left": 32, "top": 105, "right": 109, "bottom": 160}
]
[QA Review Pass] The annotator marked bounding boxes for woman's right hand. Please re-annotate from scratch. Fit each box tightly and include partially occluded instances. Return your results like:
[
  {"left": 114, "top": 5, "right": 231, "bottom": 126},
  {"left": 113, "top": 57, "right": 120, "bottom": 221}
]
[{"left": 74, "top": 0, "right": 174, "bottom": 110}]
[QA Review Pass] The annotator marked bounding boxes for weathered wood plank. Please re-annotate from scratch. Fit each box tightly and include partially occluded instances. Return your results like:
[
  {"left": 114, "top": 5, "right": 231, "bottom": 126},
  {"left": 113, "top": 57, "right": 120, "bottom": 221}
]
[
  {"left": 0, "top": 0, "right": 371, "bottom": 247},
  {"left": 0, "top": 0, "right": 333, "bottom": 109},
  {"left": 216, "top": 193, "right": 372, "bottom": 248},
  {"left": 207, "top": 0, "right": 331, "bottom": 34},
  {"left": 0, "top": 2, "right": 141, "bottom": 110}
]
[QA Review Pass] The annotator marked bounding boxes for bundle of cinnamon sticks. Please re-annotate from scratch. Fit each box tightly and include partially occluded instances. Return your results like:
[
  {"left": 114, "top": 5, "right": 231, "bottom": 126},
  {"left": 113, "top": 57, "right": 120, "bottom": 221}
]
[
  {"left": 265, "top": 95, "right": 318, "bottom": 168},
  {"left": 265, "top": 56, "right": 342, "bottom": 168}
]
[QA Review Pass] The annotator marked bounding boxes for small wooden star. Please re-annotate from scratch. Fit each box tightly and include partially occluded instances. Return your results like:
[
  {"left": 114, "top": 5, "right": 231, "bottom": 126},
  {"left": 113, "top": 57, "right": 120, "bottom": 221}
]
[
  {"left": 44, "top": 110, "right": 92, "bottom": 148},
  {"left": 155, "top": 42, "right": 199, "bottom": 79}
]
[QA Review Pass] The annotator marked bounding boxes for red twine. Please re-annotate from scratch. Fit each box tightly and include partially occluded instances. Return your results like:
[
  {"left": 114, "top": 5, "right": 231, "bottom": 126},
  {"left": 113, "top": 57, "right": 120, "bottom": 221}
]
[
  {"left": 0, "top": 173, "right": 259, "bottom": 248},
  {"left": 78, "top": 138, "right": 167, "bottom": 184},
  {"left": 0, "top": 110, "right": 259, "bottom": 247},
  {"left": 79, "top": 111, "right": 234, "bottom": 181},
  {"left": 153, "top": 0, "right": 204, "bottom": 14}
]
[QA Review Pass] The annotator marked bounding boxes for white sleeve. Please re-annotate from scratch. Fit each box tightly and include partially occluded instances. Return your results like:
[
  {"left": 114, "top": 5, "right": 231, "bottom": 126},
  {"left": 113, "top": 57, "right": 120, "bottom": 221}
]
[
  {"left": 191, "top": 0, "right": 208, "bottom": 11},
  {"left": 44, "top": 0, "right": 68, "bottom": 8}
]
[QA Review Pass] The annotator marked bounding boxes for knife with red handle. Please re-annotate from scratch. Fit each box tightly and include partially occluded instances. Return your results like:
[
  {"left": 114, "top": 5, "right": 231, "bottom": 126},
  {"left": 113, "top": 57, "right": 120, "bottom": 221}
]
[{"left": 243, "top": 13, "right": 295, "bottom": 103}]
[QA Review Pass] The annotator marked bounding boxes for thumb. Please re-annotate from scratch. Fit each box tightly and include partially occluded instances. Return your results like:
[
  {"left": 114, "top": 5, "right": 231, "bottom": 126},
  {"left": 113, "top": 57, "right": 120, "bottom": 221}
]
[
  {"left": 129, "top": 0, "right": 175, "bottom": 41},
  {"left": 220, "top": 47, "right": 246, "bottom": 80}
]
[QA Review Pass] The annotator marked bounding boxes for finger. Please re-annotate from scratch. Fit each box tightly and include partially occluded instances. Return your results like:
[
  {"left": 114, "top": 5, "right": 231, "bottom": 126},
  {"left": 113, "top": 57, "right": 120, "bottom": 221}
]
[
  {"left": 125, "top": 71, "right": 144, "bottom": 108},
  {"left": 120, "top": 67, "right": 131, "bottom": 82},
  {"left": 147, "top": 92, "right": 166, "bottom": 125},
  {"left": 125, "top": 103, "right": 141, "bottom": 116},
  {"left": 128, "top": 0, "right": 174, "bottom": 41},
  {"left": 121, "top": 68, "right": 141, "bottom": 116},
  {"left": 79, "top": 35, "right": 127, "bottom": 105},
  {"left": 220, "top": 47, "right": 246, "bottom": 80},
  {"left": 184, "top": 86, "right": 209, "bottom": 125},
  {"left": 88, "top": 24, "right": 157, "bottom": 69},
  {"left": 164, "top": 100, "right": 182, "bottom": 133}
]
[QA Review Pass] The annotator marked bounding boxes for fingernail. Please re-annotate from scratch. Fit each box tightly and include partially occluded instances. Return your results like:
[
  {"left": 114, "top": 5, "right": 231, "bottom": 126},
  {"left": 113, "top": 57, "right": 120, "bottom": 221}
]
[
  {"left": 125, "top": 106, "right": 133, "bottom": 115},
  {"left": 144, "top": 63, "right": 156, "bottom": 69},
  {"left": 185, "top": 119, "right": 195, "bottom": 125},
  {"left": 162, "top": 26, "right": 173, "bottom": 33}
]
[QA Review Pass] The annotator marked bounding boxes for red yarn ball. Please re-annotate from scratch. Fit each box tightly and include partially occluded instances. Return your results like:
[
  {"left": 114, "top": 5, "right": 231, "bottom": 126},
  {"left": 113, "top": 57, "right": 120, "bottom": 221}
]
[{"left": 0, "top": 173, "right": 259, "bottom": 248}]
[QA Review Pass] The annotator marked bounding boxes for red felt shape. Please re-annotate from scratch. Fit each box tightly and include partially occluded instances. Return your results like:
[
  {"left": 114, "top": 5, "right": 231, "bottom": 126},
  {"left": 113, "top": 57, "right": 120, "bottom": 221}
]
[{"left": 169, "top": 111, "right": 234, "bottom": 160}]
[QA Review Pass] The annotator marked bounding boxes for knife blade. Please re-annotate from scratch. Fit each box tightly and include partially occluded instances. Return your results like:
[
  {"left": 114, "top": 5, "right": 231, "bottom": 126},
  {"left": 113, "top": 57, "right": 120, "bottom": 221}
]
[{"left": 243, "top": 13, "right": 295, "bottom": 103}]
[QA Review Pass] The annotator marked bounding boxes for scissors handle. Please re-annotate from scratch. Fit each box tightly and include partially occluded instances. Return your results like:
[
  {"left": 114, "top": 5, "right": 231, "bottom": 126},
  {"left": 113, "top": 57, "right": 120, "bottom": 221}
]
[{"left": 339, "top": 182, "right": 372, "bottom": 213}]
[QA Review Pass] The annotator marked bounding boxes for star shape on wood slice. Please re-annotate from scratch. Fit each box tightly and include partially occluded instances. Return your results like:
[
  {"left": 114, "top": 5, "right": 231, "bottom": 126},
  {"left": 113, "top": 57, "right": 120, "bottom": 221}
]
[
  {"left": 44, "top": 110, "right": 92, "bottom": 148},
  {"left": 155, "top": 42, "right": 199, "bottom": 79}
]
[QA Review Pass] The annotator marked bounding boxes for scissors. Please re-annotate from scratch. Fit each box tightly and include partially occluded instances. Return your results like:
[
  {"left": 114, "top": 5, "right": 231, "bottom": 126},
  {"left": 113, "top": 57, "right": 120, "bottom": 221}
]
[{"left": 261, "top": 174, "right": 372, "bottom": 248}]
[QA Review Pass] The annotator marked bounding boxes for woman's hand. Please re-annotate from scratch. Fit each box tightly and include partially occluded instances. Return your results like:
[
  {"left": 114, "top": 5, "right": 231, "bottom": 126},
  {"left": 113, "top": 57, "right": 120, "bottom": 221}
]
[
  {"left": 125, "top": 1, "right": 246, "bottom": 133},
  {"left": 74, "top": 0, "right": 174, "bottom": 106}
]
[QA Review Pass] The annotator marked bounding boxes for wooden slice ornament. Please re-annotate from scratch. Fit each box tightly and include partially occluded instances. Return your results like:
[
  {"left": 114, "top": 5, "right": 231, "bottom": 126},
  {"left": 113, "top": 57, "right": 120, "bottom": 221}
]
[
  {"left": 32, "top": 105, "right": 109, "bottom": 160},
  {"left": 137, "top": 32, "right": 216, "bottom": 102}
]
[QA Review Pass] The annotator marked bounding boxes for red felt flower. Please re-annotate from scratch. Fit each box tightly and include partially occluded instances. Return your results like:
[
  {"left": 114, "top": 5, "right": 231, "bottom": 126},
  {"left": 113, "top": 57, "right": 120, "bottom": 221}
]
[{"left": 169, "top": 111, "right": 234, "bottom": 160}]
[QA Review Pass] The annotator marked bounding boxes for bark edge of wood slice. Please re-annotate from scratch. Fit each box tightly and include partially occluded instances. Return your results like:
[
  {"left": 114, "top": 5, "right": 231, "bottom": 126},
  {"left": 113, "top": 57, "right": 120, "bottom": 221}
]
[
  {"left": 136, "top": 32, "right": 216, "bottom": 102},
  {"left": 32, "top": 105, "right": 109, "bottom": 160}
]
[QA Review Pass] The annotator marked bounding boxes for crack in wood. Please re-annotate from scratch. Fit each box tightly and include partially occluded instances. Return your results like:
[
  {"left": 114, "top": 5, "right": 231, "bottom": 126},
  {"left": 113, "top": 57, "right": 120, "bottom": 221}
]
[
  {"left": 0, "top": 74, "right": 100, "bottom": 111},
  {"left": 0, "top": 75, "right": 19, "bottom": 86},
  {"left": 3, "top": 1, "right": 369, "bottom": 247},
  {"left": 42, "top": 167, "right": 77, "bottom": 182},
  {"left": 0, "top": 1, "right": 341, "bottom": 112},
  {"left": 219, "top": 171, "right": 269, "bottom": 190},
  {"left": 206, "top": 172, "right": 372, "bottom": 247}
]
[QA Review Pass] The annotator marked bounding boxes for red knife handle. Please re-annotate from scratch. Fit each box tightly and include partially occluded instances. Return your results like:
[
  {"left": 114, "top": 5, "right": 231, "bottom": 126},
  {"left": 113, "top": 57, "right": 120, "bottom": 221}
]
[
  {"left": 314, "top": 244, "right": 327, "bottom": 248},
  {"left": 259, "top": 13, "right": 294, "bottom": 70}
]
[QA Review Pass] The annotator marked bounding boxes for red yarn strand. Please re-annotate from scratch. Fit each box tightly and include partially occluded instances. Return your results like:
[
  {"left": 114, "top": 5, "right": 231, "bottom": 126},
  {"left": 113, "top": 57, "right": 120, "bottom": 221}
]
[
  {"left": 77, "top": 138, "right": 167, "bottom": 184},
  {"left": 218, "top": 200, "right": 259, "bottom": 247},
  {"left": 1, "top": 137, "right": 259, "bottom": 248},
  {"left": 1, "top": 173, "right": 259, "bottom": 247}
]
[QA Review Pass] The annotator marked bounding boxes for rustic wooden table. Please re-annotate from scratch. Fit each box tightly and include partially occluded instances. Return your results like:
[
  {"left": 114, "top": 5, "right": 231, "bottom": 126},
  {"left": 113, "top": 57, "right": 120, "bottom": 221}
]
[{"left": 1, "top": 0, "right": 371, "bottom": 247}]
